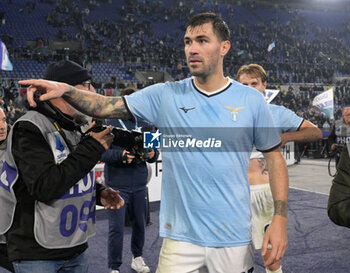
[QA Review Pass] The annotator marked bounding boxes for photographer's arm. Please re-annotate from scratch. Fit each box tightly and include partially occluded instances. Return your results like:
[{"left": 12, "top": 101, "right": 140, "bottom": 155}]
[
  {"left": 19, "top": 79, "right": 130, "bottom": 119},
  {"left": 100, "top": 146, "right": 125, "bottom": 164},
  {"left": 13, "top": 121, "right": 108, "bottom": 202}
]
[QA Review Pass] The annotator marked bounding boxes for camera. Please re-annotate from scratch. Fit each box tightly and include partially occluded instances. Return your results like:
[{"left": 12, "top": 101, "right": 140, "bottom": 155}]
[
  {"left": 330, "top": 144, "right": 344, "bottom": 158},
  {"left": 88, "top": 125, "right": 151, "bottom": 164}
]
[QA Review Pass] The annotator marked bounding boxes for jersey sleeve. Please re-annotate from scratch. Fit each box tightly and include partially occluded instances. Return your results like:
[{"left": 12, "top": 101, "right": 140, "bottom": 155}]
[
  {"left": 123, "top": 83, "right": 165, "bottom": 126},
  {"left": 277, "top": 105, "right": 304, "bottom": 132},
  {"left": 254, "top": 97, "right": 282, "bottom": 152}
]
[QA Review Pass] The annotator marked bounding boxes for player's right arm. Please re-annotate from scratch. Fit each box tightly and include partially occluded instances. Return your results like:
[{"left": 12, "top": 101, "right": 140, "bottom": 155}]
[{"left": 19, "top": 79, "right": 130, "bottom": 119}]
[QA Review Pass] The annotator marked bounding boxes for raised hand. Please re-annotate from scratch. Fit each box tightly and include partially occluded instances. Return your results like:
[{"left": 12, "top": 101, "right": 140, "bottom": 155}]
[{"left": 19, "top": 79, "right": 72, "bottom": 107}]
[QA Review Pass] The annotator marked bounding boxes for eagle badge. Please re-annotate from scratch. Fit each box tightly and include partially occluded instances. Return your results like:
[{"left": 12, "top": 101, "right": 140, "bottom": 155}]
[{"left": 224, "top": 106, "right": 245, "bottom": 122}]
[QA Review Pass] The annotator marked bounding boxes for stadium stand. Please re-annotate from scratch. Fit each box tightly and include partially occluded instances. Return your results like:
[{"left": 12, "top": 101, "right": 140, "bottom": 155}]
[{"left": 1, "top": 0, "right": 350, "bottom": 157}]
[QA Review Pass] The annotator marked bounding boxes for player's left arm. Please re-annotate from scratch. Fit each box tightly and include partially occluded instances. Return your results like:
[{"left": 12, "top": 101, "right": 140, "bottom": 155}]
[
  {"left": 261, "top": 147, "right": 288, "bottom": 267},
  {"left": 280, "top": 120, "right": 322, "bottom": 146}
]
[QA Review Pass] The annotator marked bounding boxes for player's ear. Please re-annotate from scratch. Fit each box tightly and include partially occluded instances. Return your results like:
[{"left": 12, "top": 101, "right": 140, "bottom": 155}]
[{"left": 221, "top": 40, "right": 231, "bottom": 57}]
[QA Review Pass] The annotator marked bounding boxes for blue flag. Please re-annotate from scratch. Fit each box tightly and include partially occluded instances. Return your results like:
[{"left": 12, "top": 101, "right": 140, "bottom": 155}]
[
  {"left": 0, "top": 40, "right": 13, "bottom": 71},
  {"left": 312, "top": 88, "right": 334, "bottom": 119}
]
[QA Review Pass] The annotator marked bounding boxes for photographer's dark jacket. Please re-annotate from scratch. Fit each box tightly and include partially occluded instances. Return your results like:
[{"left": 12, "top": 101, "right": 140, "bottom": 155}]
[
  {"left": 0, "top": 109, "right": 106, "bottom": 262},
  {"left": 328, "top": 143, "right": 350, "bottom": 227},
  {"left": 101, "top": 119, "right": 159, "bottom": 192}
]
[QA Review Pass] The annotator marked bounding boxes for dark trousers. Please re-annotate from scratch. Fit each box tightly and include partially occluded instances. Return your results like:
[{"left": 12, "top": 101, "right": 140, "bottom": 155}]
[
  {"left": 107, "top": 188, "right": 148, "bottom": 270},
  {"left": 0, "top": 244, "right": 14, "bottom": 272}
]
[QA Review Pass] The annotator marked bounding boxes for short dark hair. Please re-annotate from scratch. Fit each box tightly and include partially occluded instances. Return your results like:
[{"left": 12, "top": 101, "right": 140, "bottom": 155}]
[
  {"left": 236, "top": 64, "right": 267, "bottom": 83},
  {"left": 185, "top": 12, "right": 230, "bottom": 42},
  {"left": 120, "top": 87, "right": 137, "bottom": 96}
]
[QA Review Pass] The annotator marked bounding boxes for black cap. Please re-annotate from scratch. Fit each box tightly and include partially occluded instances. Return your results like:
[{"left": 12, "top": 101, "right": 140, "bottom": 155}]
[{"left": 43, "top": 60, "right": 91, "bottom": 86}]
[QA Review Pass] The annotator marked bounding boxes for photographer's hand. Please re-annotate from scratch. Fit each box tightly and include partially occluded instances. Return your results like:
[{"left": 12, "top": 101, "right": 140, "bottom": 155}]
[
  {"left": 148, "top": 149, "right": 155, "bottom": 159},
  {"left": 331, "top": 143, "right": 339, "bottom": 151},
  {"left": 88, "top": 126, "right": 114, "bottom": 150},
  {"left": 100, "top": 188, "right": 124, "bottom": 210},
  {"left": 122, "top": 150, "right": 135, "bottom": 164}
]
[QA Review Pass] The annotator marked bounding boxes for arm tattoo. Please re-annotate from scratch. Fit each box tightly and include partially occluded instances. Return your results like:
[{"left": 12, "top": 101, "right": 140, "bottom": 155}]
[
  {"left": 274, "top": 200, "right": 287, "bottom": 218},
  {"left": 257, "top": 158, "right": 269, "bottom": 175},
  {"left": 63, "top": 87, "right": 130, "bottom": 119},
  {"left": 257, "top": 158, "right": 266, "bottom": 167}
]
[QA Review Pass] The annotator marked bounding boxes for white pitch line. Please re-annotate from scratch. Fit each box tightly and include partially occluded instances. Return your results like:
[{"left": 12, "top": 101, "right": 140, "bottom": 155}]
[{"left": 289, "top": 186, "right": 329, "bottom": 196}]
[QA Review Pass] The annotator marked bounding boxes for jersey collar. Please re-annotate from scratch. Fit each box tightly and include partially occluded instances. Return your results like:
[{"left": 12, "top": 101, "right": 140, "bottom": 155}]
[{"left": 191, "top": 77, "right": 232, "bottom": 97}]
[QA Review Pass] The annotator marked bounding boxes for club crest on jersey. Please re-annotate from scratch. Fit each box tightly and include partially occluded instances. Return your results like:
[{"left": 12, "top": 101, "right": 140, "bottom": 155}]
[{"left": 224, "top": 106, "right": 245, "bottom": 122}]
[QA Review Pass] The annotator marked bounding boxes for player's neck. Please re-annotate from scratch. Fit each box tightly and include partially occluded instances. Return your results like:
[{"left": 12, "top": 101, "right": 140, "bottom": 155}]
[{"left": 194, "top": 74, "right": 229, "bottom": 93}]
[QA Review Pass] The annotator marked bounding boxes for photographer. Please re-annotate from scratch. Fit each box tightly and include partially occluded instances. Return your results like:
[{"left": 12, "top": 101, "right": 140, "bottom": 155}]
[
  {"left": 101, "top": 87, "right": 159, "bottom": 273},
  {"left": 329, "top": 107, "right": 350, "bottom": 167},
  {"left": 328, "top": 142, "right": 350, "bottom": 227},
  {"left": 0, "top": 60, "right": 124, "bottom": 273}
]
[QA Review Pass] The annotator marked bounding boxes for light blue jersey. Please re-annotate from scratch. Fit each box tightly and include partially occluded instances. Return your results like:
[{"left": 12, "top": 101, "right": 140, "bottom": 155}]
[
  {"left": 250, "top": 104, "right": 304, "bottom": 159},
  {"left": 125, "top": 78, "right": 281, "bottom": 247},
  {"left": 268, "top": 104, "right": 303, "bottom": 134}
]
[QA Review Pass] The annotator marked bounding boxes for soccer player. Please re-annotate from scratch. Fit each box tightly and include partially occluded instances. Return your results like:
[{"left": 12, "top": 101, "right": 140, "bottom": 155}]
[
  {"left": 236, "top": 64, "right": 322, "bottom": 273},
  {"left": 21, "top": 13, "right": 288, "bottom": 273}
]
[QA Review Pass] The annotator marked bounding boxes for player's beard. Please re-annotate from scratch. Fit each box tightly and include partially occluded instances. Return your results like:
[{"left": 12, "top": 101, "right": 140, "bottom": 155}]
[
  {"left": 189, "top": 63, "right": 211, "bottom": 79},
  {"left": 187, "top": 55, "right": 220, "bottom": 79}
]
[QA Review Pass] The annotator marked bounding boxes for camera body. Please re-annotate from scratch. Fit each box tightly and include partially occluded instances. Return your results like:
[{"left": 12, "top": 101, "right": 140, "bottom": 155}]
[{"left": 90, "top": 125, "right": 151, "bottom": 164}]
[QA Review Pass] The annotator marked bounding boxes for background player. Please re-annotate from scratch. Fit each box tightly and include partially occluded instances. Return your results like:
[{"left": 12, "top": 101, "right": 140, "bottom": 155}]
[{"left": 237, "top": 63, "right": 322, "bottom": 273}]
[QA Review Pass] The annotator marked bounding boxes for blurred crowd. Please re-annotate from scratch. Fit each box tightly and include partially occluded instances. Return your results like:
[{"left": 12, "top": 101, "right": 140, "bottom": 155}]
[
  {"left": 0, "top": 79, "right": 26, "bottom": 125},
  {"left": 1, "top": 0, "right": 350, "bottom": 84},
  {"left": 1, "top": 0, "right": 350, "bottom": 159},
  {"left": 2, "top": 76, "right": 350, "bottom": 130}
]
